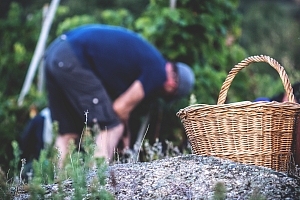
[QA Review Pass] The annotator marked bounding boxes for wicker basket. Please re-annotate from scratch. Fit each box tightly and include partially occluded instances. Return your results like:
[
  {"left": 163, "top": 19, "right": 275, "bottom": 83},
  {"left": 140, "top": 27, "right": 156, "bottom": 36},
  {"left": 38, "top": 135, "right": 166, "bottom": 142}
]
[{"left": 177, "top": 55, "right": 300, "bottom": 172}]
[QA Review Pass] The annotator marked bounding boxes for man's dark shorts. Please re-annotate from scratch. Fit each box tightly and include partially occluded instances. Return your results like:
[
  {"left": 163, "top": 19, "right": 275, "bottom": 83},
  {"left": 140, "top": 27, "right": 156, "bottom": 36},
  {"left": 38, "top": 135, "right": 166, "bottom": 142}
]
[{"left": 44, "top": 35, "right": 121, "bottom": 135}]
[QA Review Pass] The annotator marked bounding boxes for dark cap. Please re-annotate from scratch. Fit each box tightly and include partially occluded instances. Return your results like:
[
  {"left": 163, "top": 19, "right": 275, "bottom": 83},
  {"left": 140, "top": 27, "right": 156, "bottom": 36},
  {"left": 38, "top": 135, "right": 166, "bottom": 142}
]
[{"left": 174, "top": 62, "right": 195, "bottom": 99}]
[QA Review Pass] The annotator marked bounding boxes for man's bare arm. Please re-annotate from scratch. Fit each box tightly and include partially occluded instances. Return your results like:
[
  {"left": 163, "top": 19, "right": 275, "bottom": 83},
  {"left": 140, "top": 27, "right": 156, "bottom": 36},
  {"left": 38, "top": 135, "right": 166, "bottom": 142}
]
[{"left": 113, "top": 80, "right": 145, "bottom": 121}]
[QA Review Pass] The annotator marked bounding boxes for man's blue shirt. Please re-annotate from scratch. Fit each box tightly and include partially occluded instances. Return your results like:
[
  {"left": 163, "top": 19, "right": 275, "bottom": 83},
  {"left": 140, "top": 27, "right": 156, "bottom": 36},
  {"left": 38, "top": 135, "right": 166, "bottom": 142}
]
[{"left": 65, "top": 24, "right": 167, "bottom": 99}]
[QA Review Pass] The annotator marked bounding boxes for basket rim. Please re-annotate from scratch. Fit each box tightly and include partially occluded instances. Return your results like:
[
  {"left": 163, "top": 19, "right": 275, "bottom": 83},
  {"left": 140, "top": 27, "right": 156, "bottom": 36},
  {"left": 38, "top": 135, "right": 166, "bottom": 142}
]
[
  {"left": 177, "top": 101, "right": 300, "bottom": 118},
  {"left": 179, "top": 101, "right": 300, "bottom": 110}
]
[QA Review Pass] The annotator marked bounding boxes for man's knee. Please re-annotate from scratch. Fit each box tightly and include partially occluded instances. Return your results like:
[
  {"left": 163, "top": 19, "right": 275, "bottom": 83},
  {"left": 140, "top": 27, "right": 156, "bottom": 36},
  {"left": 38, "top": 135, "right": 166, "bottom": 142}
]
[
  {"left": 56, "top": 133, "right": 79, "bottom": 145},
  {"left": 110, "top": 123, "right": 124, "bottom": 133}
]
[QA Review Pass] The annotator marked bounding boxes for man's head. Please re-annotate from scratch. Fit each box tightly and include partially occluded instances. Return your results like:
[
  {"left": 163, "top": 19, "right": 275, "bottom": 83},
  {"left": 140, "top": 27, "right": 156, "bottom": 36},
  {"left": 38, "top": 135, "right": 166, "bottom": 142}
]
[{"left": 163, "top": 62, "right": 195, "bottom": 101}]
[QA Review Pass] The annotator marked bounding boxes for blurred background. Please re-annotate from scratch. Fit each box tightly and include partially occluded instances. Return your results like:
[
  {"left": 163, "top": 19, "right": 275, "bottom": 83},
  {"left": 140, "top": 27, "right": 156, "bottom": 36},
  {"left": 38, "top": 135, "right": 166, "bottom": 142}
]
[{"left": 0, "top": 0, "right": 299, "bottom": 172}]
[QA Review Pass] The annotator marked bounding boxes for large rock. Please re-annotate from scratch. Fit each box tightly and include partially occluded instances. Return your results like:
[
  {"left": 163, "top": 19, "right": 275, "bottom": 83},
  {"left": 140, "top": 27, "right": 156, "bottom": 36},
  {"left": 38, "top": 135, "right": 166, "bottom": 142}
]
[
  {"left": 105, "top": 155, "right": 300, "bottom": 199},
  {"left": 12, "top": 155, "right": 300, "bottom": 199}
]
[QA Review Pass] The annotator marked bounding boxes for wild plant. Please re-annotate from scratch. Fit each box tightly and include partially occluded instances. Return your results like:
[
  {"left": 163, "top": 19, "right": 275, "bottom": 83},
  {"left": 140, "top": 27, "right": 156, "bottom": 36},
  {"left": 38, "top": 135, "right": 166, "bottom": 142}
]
[
  {"left": 9, "top": 140, "right": 22, "bottom": 179},
  {"left": 25, "top": 123, "right": 59, "bottom": 199},
  {"left": 140, "top": 138, "right": 164, "bottom": 161},
  {"left": 5, "top": 116, "right": 114, "bottom": 199},
  {"left": 0, "top": 167, "right": 11, "bottom": 199},
  {"left": 164, "top": 139, "right": 183, "bottom": 158},
  {"left": 249, "top": 187, "right": 266, "bottom": 200},
  {"left": 59, "top": 126, "right": 113, "bottom": 200},
  {"left": 212, "top": 182, "right": 226, "bottom": 200}
]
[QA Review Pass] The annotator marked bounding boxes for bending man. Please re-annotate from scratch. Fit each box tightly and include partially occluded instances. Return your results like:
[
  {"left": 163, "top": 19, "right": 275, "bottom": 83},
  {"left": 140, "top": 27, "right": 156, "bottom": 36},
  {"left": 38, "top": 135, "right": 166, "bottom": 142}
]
[{"left": 44, "top": 24, "right": 195, "bottom": 166}]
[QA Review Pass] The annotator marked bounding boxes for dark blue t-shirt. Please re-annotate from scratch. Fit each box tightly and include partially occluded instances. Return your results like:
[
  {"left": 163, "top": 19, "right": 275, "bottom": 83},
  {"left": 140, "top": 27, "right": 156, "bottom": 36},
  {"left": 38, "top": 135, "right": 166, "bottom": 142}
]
[{"left": 65, "top": 24, "right": 167, "bottom": 99}]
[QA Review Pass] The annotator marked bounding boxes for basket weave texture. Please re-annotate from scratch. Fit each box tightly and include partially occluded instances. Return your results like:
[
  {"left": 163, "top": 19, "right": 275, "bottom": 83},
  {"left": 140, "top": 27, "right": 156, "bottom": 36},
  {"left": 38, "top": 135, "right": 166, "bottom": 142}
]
[{"left": 177, "top": 55, "right": 300, "bottom": 172}]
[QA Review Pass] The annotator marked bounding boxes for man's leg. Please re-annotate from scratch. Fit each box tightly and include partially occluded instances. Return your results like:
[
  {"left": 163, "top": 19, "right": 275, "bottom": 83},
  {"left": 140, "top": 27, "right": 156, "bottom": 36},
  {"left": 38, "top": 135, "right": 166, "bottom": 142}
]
[
  {"left": 122, "top": 121, "right": 131, "bottom": 150},
  {"left": 94, "top": 123, "right": 124, "bottom": 162},
  {"left": 55, "top": 133, "right": 79, "bottom": 168}
]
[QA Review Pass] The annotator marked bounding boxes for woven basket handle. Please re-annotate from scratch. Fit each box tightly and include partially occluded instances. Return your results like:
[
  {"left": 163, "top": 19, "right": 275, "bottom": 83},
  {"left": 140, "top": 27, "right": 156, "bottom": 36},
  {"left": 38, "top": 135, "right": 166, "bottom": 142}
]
[{"left": 217, "top": 55, "right": 295, "bottom": 105}]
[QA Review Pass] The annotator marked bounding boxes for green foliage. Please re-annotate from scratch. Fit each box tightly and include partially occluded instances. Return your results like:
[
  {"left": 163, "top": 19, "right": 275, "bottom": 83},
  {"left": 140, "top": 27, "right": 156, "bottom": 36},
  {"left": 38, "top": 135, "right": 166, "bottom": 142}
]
[
  {"left": 32, "top": 150, "right": 56, "bottom": 185},
  {"left": 56, "top": 15, "right": 97, "bottom": 35},
  {"left": 99, "top": 9, "right": 134, "bottom": 28},
  {"left": 56, "top": 9, "right": 135, "bottom": 36},
  {"left": 193, "top": 63, "right": 228, "bottom": 104},
  {"left": 134, "top": 0, "right": 247, "bottom": 105},
  {"left": 0, "top": 88, "right": 47, "bottom": 173},
  {"left": 67, "top": 142, "right": 88, "bottom": 199},
  {"left": 0, "top": 1, "right": 49, "bottom": 172},
  {"left": 0, "top": 2, "right": 49, "bottom": 96},
  {"left": 9, "top": 141, "right": 22, "bottom": 178},
  {"left": 132, "top": 0, "right": 247, "bottom": 146},
  {"left": 239, "top": 0, "right": 300, "bottom": 98}
]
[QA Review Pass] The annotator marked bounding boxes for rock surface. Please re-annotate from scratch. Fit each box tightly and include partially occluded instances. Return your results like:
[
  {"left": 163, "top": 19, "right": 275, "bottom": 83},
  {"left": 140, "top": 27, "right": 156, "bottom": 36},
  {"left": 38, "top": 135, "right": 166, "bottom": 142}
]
[
  {"left": 105, "top": 155, "right": 300, "bottom": 199},
  {"left": 13, "top": 155, "right": 300, "bottom": 199}
]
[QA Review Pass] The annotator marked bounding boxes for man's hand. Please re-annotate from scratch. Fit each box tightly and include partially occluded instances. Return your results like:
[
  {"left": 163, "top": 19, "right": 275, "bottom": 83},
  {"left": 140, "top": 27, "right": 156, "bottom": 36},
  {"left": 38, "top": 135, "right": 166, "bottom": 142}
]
[{"left": 113, "top": 80, "right": 145, "bottom": 121}]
